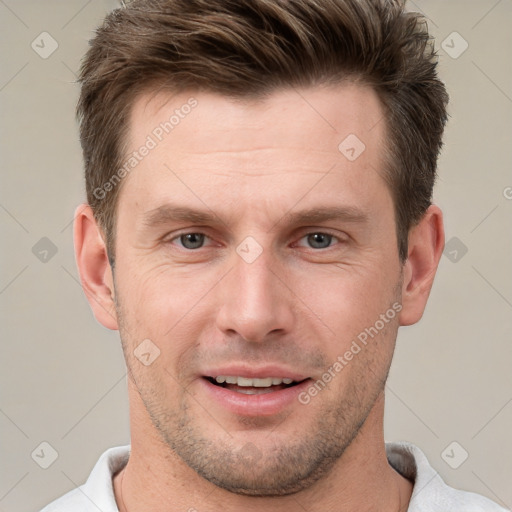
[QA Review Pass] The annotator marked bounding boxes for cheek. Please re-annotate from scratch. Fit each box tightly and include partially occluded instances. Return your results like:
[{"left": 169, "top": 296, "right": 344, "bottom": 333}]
[
  {"left": 295, "top": 268, "right": 401, "bottom": 390},
  {"left": 297, "top": 260, "right": 399, "bottom": 332},
  {"left": 115, "top": 260, "right": 218, "bottom": 358}
]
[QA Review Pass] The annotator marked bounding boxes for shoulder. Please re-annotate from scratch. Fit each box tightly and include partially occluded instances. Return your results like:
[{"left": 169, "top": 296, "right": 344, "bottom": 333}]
[
  {"left": 386, "top": 442, "right": 509, "bottom": 512},
  {"left": 38, "top": 445, "right": 130, "bottom": 512}
]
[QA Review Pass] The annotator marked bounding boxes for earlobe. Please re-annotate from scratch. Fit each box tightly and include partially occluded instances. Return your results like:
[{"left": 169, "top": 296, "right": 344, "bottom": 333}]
[
  {"left": 74, "top": 204, "right": 119, "bottom": 330},
  {"left": 399, "top": 205, "right": 445, "bottom": 326}
]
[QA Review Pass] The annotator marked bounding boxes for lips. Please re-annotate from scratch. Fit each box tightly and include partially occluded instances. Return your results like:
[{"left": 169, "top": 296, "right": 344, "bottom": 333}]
[
  {"left": 203, "top": 365, "right": 309, "bottom": 383},
  {"left": 199, "top": 366, "right": 312, "bottom": 416}
]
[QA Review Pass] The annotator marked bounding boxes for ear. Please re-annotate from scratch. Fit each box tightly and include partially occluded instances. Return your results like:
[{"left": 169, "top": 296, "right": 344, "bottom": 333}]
[
  {"left": 74, "top": 204, "right": 119, "bottom": 330},
  {"left": 399, "top": 204, "right": 445, "bottom": 326}
]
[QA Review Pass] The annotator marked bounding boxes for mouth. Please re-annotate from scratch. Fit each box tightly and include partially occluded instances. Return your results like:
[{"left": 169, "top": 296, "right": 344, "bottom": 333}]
[
  {"left": 199, "top": 365, "right": 314, "bottom": 416},
  {"left": 204, "top": 375, "right": 308, "bottom": 395}
]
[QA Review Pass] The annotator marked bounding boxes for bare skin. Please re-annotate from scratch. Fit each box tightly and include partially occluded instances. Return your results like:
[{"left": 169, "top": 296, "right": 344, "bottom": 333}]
[{"left": 75, "top": 83, "right": 444, "bottom": 512}]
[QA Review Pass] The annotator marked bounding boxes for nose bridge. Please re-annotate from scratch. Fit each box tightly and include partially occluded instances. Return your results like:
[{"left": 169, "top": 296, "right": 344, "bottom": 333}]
[{"left": 215, "top": 240, "right": 294, "bottom": 342}]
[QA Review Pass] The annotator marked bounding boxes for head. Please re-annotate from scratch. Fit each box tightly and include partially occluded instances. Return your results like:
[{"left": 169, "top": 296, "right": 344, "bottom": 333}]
[{"left": 75, "top": 0, "right": 447, "bottom": 497}]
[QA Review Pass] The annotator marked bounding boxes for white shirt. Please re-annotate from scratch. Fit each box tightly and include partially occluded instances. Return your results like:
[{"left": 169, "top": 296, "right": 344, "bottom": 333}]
[{"left": 40, "top": 442, "right": 509, "bottom": 511}]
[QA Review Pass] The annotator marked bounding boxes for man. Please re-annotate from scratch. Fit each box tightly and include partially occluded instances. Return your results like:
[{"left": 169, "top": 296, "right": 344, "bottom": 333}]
[{"left": 41, "top": 0, "right": 508, "bottom": 511}]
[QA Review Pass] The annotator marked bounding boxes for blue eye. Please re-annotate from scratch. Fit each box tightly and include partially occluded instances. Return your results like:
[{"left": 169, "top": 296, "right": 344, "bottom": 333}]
[
  {"left": 303, "top": 232, "right": 336, "bottom": 249},
  {"left": 305, "top": 233, "right": 334, "bottom": 249},
  {"left": 176, "top": 233, "right": 206, "bottom": 249}
]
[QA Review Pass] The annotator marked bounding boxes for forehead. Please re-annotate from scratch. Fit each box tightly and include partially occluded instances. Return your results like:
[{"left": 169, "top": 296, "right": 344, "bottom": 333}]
[
  {"left": 119, "top": 83, "right": 390, "bottom": 223},
  {"left": 128, "top": 82, "right": 385, "bottom": 155}
]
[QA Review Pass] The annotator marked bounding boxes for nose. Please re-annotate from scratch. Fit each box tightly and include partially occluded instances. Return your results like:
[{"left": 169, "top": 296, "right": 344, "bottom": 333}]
[{"left": 215, "top": 245, "right": 295, "bottom": 343}]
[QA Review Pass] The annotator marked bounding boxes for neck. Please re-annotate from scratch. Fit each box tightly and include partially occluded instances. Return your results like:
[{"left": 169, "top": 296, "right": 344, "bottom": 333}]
[{"left": 114, "top": 388, "right": 412, "bottom": 512}]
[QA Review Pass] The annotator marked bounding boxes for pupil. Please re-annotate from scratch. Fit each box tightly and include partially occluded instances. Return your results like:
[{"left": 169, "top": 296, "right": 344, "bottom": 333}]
[
  {"left": 181, "top": 233, "right": 204, "bottom": 249},
  {"left": 308, "top": 233, "right": 331, "bottom": 249}
]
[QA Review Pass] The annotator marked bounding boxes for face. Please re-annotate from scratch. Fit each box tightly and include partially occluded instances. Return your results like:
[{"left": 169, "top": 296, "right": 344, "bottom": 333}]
[{"left": 112, "top": 84, "right": 403, "bottom": 496}]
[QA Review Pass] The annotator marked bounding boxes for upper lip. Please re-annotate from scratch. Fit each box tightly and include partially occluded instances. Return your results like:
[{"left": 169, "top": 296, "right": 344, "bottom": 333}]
[{"left": 202, "top": 365, "right": 310, "bottom": 381}]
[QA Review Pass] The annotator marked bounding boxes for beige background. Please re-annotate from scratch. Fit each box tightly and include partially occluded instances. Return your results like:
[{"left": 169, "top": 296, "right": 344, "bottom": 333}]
[{"left": 1, "top": 1, "right": 511, "bottom": 511}]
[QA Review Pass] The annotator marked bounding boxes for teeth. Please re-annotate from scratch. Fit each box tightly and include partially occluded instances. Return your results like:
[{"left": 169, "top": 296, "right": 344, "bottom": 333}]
[
  {"left": 235, "top": 387, "right": 276, "bottom": 395},
  {"left": 214, "top": 376, "right": 296, "bottom": 387}
]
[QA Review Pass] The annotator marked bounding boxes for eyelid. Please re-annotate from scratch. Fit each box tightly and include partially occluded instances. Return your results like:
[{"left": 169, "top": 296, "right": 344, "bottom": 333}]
[
  {"left": 295, "top": 227, "right": 348, "bottom": 240},
  {"left": 294, "top": 230, "right": 346, "bottom": 248},
  {"left": 165, "top": 230, "right": 215, "bottom": 248}
]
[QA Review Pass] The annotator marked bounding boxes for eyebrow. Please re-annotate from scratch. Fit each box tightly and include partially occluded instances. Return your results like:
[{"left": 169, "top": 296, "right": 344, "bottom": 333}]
[
  {"left": 278, "top": 206, "right": 369, "bottom": 229},
  {"left": 142, "top": 205, "right": 221, "bottom": 228},
  {"left": 141, "top": 204, "right": 370, "bottom": 230}
]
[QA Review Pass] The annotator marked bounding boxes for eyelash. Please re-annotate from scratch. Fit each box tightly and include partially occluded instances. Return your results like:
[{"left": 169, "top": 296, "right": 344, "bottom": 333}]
[{"left": 166, "top": 230, "right": 346, "bottom": 251}]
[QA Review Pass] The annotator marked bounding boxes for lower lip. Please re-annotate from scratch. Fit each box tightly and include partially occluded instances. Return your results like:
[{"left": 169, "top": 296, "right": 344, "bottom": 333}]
[{"left": 200, "top": 378, "right": 312, "bottom": 417}]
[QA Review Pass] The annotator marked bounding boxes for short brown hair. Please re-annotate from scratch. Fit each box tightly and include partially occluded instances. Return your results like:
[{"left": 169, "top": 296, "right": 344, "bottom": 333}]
[{"left": 77, "top": 0, "right": 448, "bottom": 263}]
